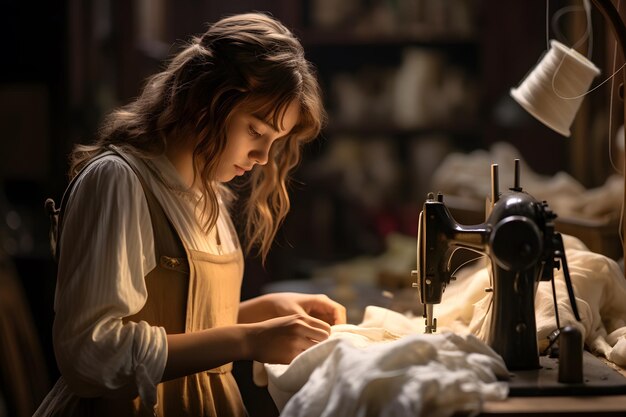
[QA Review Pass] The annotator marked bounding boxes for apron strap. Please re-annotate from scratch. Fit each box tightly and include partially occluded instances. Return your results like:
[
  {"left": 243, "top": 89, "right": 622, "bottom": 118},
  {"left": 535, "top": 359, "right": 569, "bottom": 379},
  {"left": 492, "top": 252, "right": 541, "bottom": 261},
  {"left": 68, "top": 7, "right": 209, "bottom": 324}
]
[
  {"left": 46, "top": 146, "right": 186, "bottom": 264},
  {"left": 106, "top": 146, "right": 187, "bottom": 262}
]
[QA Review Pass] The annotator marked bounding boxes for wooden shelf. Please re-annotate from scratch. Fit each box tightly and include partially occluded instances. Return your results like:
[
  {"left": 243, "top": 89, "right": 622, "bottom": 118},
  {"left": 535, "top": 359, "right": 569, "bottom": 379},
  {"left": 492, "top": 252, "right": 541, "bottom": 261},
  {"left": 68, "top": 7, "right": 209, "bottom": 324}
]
[
  {"left": 299, "top": 29, "right": 477, "bottom": 48},
  {"left": 324, "top": 121, "right": 481, "bottom": 138}
]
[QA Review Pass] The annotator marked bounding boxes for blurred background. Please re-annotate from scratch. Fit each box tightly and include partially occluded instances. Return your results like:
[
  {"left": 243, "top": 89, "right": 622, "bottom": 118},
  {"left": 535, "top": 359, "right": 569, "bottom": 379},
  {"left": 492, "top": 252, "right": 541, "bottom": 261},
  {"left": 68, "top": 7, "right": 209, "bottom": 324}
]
[{"left": 1, "top": 0, "right": 624, "bottom": 416}]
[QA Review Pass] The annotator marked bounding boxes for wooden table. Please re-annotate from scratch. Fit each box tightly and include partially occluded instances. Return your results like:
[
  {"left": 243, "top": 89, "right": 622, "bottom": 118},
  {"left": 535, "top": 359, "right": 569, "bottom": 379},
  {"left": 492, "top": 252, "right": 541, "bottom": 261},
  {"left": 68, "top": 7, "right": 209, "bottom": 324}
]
[
  {"left": 479, "top": 356, "right": 626, "bottom": 416},
  {"left": 480, "top": 395, "right": 626, "bottom": 416}
]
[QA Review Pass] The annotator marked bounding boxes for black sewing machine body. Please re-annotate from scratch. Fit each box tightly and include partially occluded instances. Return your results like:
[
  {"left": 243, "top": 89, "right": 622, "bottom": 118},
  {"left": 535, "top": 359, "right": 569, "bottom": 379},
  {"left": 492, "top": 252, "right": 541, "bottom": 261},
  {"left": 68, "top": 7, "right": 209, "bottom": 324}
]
[
  {"left": 418, "top": 188, "right": 558, "bottom": 370},
  {"left": 414, "top": 161, "right": 581, "bottom": 372},
  {"left": 415, "top": 161, "right": 626, "bottom": 394}
]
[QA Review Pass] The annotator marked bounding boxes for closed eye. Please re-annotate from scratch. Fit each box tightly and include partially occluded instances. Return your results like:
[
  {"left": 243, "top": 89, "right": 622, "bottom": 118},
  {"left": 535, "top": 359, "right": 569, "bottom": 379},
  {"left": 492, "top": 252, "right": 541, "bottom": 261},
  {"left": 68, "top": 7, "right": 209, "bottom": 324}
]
[{"left": 248, "top": 125, "right": 262, "bottom": 137}]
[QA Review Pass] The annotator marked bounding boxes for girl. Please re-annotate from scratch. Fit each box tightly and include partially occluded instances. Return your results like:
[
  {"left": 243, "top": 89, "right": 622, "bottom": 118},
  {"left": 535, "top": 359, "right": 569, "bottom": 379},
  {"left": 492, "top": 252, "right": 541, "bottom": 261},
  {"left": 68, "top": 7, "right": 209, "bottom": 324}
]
[{"left": 36, "top": 12, "right": 346, "bottom": 417}]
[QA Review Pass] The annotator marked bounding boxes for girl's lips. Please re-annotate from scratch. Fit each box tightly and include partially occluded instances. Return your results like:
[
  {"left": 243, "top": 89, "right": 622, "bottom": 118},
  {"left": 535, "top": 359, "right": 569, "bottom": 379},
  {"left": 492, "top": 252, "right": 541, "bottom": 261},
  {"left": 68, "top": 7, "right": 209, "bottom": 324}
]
[{"left": 235, "top": 165, "right": 249, "bottom": 176}]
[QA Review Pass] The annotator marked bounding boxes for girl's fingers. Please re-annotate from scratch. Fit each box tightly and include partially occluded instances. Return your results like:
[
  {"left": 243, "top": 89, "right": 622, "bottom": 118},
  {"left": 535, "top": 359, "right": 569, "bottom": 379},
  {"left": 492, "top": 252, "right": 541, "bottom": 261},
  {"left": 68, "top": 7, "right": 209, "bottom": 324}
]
[{"left": 296, "top": 314, "right": 331, "bottom": 341}]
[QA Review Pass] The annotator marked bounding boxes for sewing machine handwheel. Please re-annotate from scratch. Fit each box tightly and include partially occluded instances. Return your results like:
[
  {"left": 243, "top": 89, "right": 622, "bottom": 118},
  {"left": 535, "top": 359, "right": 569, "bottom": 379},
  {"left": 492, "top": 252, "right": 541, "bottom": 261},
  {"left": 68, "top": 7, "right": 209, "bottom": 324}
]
[{"left": 490, "top": 215, "right": 542, "bottom": 271}]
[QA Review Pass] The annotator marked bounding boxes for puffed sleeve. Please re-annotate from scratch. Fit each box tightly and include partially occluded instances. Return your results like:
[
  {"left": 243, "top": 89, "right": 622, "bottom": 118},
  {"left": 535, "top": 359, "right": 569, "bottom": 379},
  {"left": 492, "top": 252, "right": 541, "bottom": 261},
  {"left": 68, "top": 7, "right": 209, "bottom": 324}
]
[{"left": 52, "top": 156, "right": 165, "bottom": 406}]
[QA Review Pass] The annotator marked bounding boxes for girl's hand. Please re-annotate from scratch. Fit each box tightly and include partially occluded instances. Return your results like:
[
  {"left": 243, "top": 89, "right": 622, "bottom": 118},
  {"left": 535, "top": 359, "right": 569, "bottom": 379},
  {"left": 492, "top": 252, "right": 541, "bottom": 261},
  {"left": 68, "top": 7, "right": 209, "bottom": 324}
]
[
  {"left": 268, "top": 292, "right": 347, "bottom": 326},
  {"left": 244, "top": 313, "right": 331, "bottom": 364},
  {"left": 239, "top": 292, "right": 347, "bottom": 326},
  {"left": 163, "top": 313, "right": 331, "bottom": 379}
]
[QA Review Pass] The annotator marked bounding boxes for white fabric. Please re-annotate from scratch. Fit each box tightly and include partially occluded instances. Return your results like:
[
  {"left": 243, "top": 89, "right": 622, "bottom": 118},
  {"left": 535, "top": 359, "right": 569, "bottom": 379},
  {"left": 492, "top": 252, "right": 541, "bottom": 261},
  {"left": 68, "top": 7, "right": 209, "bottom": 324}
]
[
  {"left": 36, "top": 150, "right": 237, "bottom": 414},
  {"left": 262, "top": 306, "right": 509, "bottom": 417}
]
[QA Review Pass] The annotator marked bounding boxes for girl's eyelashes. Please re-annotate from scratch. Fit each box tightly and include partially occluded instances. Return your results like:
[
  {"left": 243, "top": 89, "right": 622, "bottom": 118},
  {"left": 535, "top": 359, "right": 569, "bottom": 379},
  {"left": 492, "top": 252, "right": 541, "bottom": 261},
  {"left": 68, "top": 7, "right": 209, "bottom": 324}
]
[{"left": 248, "top": 125, "right": 262, "bottom": 137}]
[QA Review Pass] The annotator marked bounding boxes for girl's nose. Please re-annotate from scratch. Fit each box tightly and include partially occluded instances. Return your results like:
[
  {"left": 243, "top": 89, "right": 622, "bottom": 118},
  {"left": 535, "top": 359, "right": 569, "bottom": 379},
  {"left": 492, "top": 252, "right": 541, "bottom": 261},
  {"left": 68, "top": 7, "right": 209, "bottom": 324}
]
[{"left": 250, "top": 141, "right": 271, "bottom": 165}]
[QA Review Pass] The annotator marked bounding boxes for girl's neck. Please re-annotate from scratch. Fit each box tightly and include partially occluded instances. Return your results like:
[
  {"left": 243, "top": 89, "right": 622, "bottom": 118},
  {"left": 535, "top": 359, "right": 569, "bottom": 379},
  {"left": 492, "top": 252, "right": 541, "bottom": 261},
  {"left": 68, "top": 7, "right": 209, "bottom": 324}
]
[{"left": 165, "top": 140, "right": 196, "bottom": 189}]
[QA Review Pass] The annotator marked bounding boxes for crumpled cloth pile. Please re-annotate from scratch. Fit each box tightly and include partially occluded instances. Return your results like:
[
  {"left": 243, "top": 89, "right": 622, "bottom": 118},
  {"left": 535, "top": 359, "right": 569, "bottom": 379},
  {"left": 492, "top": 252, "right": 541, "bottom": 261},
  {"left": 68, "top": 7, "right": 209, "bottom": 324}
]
[
  {"left": 431, "top": 141, "right": 622, "bottom": 221},
  {"left": 256, "top": 306, "right": 509, "bottom": 417},
  {"left": 256, "top": 234, "right": 626, "bottom": 416}
]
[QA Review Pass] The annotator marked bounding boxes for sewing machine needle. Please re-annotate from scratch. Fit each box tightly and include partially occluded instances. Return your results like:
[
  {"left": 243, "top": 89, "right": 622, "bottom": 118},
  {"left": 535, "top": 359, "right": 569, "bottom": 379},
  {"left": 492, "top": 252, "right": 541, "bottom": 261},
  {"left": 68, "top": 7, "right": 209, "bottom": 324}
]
[{"left": 425, "top": 304, "right": 437, "bottom": 333}]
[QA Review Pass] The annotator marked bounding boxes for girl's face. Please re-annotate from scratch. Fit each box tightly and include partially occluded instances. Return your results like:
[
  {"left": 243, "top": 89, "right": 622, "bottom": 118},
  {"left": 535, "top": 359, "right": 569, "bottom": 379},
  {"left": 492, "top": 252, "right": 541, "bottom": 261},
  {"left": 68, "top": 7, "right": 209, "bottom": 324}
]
[{"left": 216, "top": 100, "right": 300, "bottom": 182}]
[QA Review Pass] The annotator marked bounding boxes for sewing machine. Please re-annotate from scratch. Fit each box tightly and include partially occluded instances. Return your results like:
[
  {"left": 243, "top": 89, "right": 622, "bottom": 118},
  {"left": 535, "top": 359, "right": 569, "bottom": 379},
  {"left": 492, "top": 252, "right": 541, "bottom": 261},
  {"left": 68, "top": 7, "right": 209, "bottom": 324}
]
[{"left": 413, "top": 159, "right": 626, "bottom": 395}]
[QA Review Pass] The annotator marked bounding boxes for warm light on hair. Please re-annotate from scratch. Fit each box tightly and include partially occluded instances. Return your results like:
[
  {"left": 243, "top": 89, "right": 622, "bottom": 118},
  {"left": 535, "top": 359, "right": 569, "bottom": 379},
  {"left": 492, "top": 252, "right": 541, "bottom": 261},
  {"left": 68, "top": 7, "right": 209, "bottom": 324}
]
[{"left": 69, "top": 12, "right": 326, "bottom": 261}]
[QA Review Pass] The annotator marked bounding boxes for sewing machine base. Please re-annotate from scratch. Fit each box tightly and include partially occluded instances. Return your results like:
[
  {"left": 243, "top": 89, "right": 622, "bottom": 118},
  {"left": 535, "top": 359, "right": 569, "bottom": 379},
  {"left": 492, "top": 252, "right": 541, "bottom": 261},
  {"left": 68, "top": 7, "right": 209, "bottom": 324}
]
[{"left": 506, "top": 351, "right": 626, "bottom": 396}]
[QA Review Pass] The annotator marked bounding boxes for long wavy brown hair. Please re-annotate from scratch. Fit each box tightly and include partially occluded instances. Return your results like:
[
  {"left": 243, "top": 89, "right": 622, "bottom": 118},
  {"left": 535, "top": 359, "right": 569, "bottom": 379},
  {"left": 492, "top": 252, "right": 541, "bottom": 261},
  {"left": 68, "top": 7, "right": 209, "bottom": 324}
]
[{"left": 69, "top": 12, "right": 326, "bottom": 261}]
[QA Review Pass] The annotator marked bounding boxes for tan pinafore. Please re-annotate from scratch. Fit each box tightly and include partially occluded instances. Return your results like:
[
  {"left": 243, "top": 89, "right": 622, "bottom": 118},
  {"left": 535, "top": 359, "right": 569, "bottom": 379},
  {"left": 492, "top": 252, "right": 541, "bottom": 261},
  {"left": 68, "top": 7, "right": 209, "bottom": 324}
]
[{"left": 51, "top": 150, "right": 248, "bottom": 417}]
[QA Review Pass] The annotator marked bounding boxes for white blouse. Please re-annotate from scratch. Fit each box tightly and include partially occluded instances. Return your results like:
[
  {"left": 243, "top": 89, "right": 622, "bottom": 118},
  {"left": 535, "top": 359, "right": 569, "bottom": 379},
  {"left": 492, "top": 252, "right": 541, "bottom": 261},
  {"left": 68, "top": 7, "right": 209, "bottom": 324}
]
[{"left": 48, "top": 149, "right": 238, "bottom": 407}]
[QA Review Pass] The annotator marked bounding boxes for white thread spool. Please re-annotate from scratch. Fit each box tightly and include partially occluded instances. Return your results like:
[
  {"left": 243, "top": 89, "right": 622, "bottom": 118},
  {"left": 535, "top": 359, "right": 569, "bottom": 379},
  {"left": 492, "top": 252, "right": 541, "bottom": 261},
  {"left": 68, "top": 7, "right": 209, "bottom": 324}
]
[{"left": 510, "top": 39, "right": 600, "bottom": 137}]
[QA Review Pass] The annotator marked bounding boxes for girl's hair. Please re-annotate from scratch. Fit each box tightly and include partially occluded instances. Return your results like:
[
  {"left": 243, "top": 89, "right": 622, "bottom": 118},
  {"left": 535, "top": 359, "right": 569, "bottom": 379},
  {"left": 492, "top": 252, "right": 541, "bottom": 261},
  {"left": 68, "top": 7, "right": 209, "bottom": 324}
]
[{"left": 69, "top": 12, "right": 326, "bottom": 261}]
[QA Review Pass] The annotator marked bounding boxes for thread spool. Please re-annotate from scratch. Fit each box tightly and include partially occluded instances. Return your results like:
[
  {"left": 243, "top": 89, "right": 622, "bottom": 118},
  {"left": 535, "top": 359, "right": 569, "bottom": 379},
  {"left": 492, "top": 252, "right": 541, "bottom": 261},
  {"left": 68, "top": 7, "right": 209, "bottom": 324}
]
[{"left": 510, "top": 39, "right": 600, "bottom": 137}]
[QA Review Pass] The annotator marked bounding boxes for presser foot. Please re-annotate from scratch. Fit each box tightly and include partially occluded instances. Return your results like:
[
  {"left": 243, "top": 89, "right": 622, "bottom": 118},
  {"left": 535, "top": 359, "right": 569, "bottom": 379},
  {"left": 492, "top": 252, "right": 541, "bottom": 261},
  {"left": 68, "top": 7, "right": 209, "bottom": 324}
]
[{"left": 424, "top": 304, "right": 437, "bottom": 334}]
